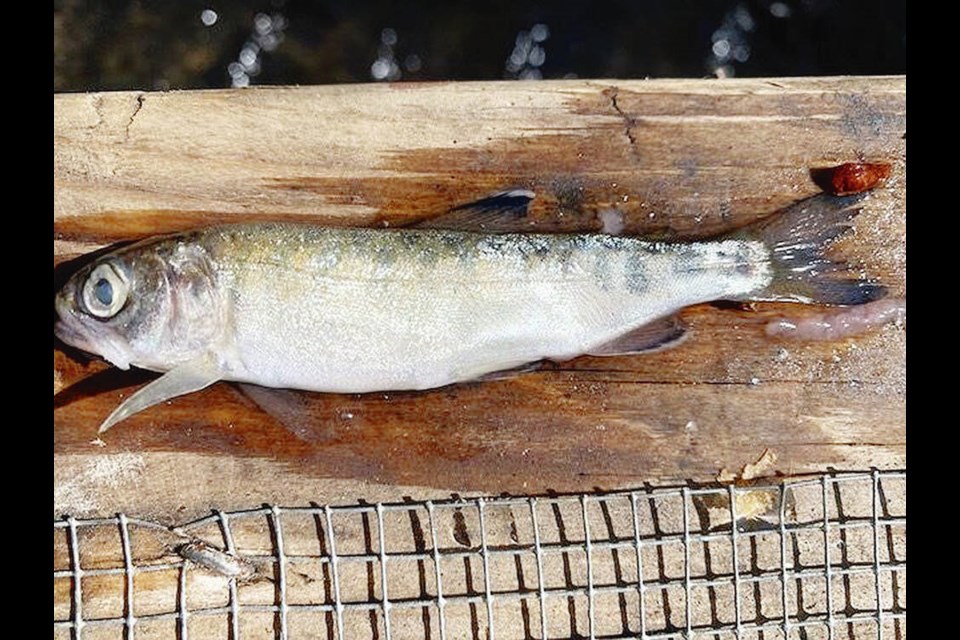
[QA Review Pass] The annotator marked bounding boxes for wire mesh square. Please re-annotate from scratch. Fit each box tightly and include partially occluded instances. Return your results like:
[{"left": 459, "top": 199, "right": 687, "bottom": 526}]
[
  {"left": 135, "top": 566, "right": 184, "bottom": 617},
  {"left": 53, "top": 470, "right": 906, "bottom": 639}
]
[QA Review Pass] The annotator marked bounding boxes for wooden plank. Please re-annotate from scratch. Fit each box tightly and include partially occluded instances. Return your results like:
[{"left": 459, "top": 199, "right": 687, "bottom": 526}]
[{"left": 53, "top": 78, "right": 906, "bottom": 522}]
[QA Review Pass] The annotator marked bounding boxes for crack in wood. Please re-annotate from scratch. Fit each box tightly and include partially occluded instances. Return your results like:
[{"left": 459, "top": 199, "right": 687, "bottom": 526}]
[
  {"left": 604, "top": 86, "right": 641, "bottom": 163},
  {"left": 91, "top": 94, "right": 105, "bottom": 130},
  {"left": 125, "top": 93, "right": 145, "bottom": 141}
]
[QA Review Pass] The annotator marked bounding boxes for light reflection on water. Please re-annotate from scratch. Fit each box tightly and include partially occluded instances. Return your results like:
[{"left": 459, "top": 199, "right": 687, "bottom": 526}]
[
  {"left": 371, "top": 28, "right": 402, "bottom": 81},
  {"left": 200, "top": 9, "right": 218, "bottom": 27},
  {"left": 769, "top": 2, "right": 792, "bottom": 19},
  {"left": 228, "top": 12, "right": 287, "bottom": 88},
  {"left": 505, "top": 23, "right": 549, "bottom": 80},
  {"left": 52, "top": 2, "right": 905, "bottom": 92},
  {"left": 707, "top": 3, "right": 754, "bottom": 78},
  {"left": 370, "top": 28, "right": 424, "bottom": 81}
]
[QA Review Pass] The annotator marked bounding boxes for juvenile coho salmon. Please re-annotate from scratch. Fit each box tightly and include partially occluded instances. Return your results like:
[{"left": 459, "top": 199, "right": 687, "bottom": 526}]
[{"left": 54, "top": 193, "right": 883, "bottom": 433}]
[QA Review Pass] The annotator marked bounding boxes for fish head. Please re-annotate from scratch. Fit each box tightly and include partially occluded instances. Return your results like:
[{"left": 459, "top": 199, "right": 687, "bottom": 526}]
[{"left": 54, "top": 237, "right": 225, "bottom": 372}]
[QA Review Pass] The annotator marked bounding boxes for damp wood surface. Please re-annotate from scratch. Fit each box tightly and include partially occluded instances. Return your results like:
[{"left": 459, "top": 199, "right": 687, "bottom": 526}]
[{"left": 53, "top": 77, "right": 906, "bottom": 522}]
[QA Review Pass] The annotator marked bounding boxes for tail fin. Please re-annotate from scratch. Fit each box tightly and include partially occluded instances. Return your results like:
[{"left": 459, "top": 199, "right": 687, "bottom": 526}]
[{"left": 739, "top": 194, "right": 887, "bottom": 305}]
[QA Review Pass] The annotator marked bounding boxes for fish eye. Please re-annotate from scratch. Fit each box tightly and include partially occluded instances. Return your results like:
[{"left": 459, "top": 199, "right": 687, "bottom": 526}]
[{"left": 81, "top": 263, "right": 128, "bottom": 319}]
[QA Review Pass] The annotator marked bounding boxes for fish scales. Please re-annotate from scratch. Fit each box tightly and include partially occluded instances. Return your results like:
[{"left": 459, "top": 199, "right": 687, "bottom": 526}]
[
  {"left": 53, "top": 193, "right": 884, "bottom": 432},
  {"left": 199, "top": 225, "right": 770, "bottom": 392}
]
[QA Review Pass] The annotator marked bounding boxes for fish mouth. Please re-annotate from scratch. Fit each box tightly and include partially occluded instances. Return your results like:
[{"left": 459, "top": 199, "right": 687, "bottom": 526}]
[
  {"left": 54, "top": 291, "right": 134, "bottom": 370},
  {"left": 53, "top": 289, "right": 85, "bottom": 349},
  {"left": 54, "top": 304, "right": 99, "bottom": 358},
  {"left": 54, "top": 316, "right": 82, "bottom": 347},
  {"left": 54, "top": 314, "right": 134, "bottom": 370}
]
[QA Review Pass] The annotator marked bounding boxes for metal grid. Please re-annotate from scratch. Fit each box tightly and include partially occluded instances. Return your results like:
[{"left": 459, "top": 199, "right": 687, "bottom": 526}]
[{"left": 53, "top": 470, "right": 906, "bottom": 639}]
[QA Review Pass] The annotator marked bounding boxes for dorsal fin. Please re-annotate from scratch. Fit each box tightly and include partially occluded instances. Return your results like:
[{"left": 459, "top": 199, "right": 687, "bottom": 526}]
[{"left": 411, "top": 189, "right": 536, "bottom": 233}]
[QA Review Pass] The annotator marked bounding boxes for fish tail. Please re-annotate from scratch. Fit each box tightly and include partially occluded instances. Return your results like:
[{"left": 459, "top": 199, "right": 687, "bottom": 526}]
[{"left": 741, "top": 194, "right": 887, "bottom": 305}]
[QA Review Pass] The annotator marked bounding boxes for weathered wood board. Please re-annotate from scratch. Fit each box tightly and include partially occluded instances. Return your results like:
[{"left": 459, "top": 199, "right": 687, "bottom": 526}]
[{"left": 53, "top": 77, "right": 906, "bottom": 523}]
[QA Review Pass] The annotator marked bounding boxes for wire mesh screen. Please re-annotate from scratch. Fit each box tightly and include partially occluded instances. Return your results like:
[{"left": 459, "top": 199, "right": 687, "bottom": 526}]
[{"left": 53, "top": 469, "right": 905, "bottom": 639}]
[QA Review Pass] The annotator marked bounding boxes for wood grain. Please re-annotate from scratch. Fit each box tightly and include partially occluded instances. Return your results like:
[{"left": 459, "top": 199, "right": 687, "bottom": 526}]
[{"left": 53, "top": 78, "right": 906, "bottom": 522}]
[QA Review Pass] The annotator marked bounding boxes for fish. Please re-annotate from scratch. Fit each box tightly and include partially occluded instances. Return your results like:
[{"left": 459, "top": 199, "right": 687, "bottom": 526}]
[
  {"left": 54, "top": 192, "right": 884, "bottom": 434},
  {"left": 176, "top": 540, "right": 259, "bottom": 581}
]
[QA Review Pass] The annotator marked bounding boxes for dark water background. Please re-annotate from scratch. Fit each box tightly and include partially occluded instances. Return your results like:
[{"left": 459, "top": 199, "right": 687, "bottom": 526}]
[{"left": 54, "top": 1, "right": 905, "bottom": 91}]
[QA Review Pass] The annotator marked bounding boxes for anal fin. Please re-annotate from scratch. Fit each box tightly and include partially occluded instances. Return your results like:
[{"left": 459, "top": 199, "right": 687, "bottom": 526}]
[
  {"left": 587, "top": 316, "right": 688, "bottom": 356},
  {"left": 475, "top": 360, "right": 546, "bottom": 382}
]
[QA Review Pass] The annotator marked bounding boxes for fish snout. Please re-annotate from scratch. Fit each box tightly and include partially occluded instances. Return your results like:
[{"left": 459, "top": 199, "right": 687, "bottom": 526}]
[
  {"left": 54, "top": 284, "right": 79, "bottom": 341},
  {"left": 54, "top": 290, "right": 88, "bottom": 351}
]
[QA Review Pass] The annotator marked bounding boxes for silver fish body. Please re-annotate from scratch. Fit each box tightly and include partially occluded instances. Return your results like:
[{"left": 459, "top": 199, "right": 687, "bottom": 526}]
[
  {"left": 213, "top": 225, "right": 771, "bottom": 392},
  {"left": 53, "top": 196, "right": 882, "bottom": 432}
]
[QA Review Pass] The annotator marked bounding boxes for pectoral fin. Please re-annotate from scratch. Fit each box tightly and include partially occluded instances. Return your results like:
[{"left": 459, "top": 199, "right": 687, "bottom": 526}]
[
  {"left": 587, "top": 316, "right": 688, "bottom": 356},
  {"left": 98, "top": 353, "right": 225, "bottom": 434}
]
